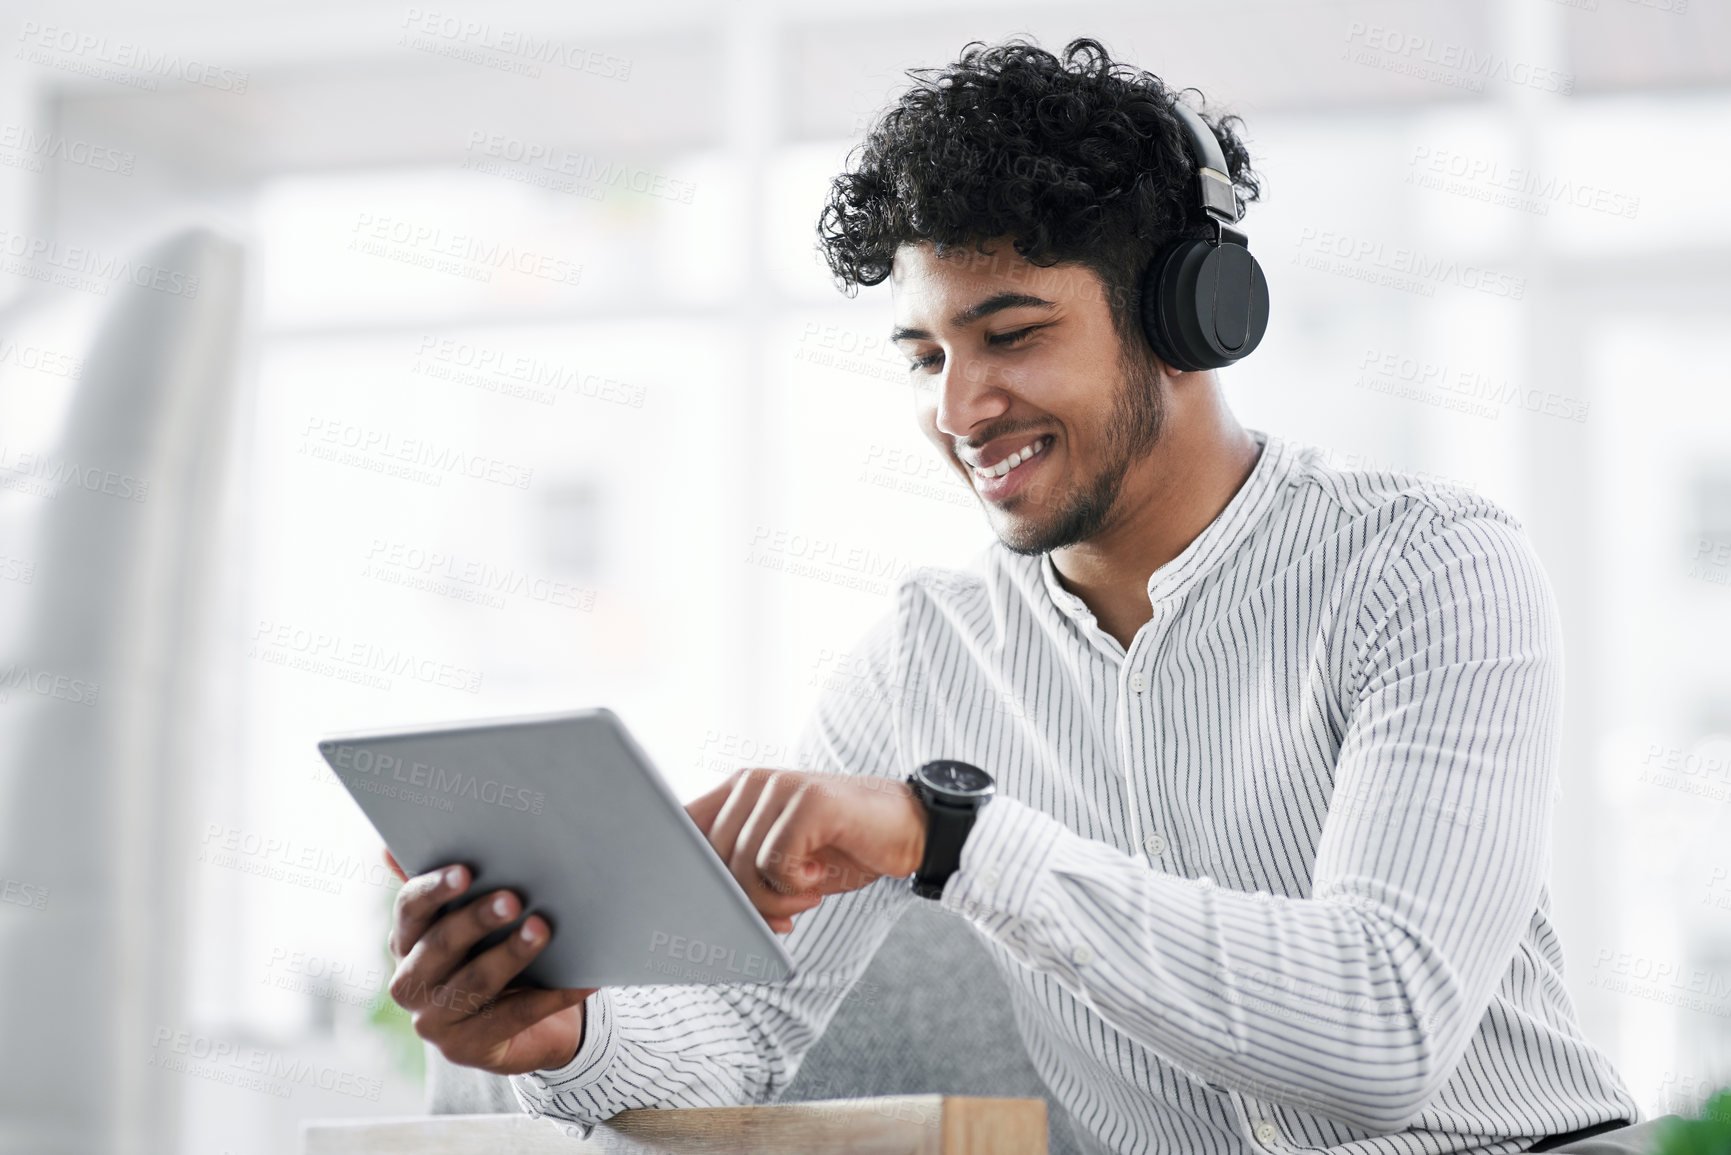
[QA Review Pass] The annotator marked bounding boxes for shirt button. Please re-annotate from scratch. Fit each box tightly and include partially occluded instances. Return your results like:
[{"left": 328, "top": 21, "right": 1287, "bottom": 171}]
[
  {"left": 1254, "top": 1120, "right": 1279, "bottom": 1145},
  {"left": 1070, "top": 944, "right": 1095, "bottom": 966},
  {"left": 1143, "top": 833, "right": 1167, "bottom": 856},
  {"left": 1128, "top": 671, "right": 1149, "bottom": 693},
  {"left": 979, "top": 869, "right": 1000, "bottom": 890}
]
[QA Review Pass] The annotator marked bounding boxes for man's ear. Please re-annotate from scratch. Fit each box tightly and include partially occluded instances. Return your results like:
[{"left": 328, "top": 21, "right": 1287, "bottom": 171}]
[
  {"left": 1129, "top": 335, "right": 1172, "bottom": 380},
  {"left": 1122, "top": 332, "right": 1179, "bottom": 384}
]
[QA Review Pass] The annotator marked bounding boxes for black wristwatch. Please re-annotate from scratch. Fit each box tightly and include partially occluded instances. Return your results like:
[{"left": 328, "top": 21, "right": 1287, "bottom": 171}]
[{"left": 905, "top": 760, "right": 996, "bottom": 900}]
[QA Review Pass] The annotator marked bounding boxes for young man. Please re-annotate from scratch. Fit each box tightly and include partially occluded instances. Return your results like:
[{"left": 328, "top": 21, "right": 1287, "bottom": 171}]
[{"left": 385, "top": 39, "right": 1647, "bottom": 1154}]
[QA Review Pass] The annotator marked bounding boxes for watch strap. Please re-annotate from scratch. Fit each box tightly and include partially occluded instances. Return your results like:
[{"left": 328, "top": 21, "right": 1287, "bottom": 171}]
[{"left": 909, "top": 776, "right": 984, "bottom": 899}]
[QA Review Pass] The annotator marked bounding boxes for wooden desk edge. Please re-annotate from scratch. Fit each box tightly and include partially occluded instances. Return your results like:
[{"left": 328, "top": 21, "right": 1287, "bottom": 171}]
[{"left": 302, "top": 1094, "right": 1049, "bottom": 1154}]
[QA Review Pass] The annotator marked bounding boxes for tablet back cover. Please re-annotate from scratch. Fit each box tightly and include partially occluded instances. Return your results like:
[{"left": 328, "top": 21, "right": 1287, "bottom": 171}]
[{"left": 318, "top": 708, "right": 796, "bottom": 989}]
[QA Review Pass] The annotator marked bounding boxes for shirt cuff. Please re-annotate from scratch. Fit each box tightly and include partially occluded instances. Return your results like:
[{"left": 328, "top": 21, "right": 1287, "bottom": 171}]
[
  {"left": 508, "top": 988, "right": 618, "bottom": 1132},
  {"left": 938, "top": 795, "right": 1066, "bottom": 927}
]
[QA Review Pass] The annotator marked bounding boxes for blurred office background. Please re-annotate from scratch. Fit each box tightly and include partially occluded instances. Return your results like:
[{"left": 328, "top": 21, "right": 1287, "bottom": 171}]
[{"left": 0, "top": 0, "right": 1726, "bottom": 1151}]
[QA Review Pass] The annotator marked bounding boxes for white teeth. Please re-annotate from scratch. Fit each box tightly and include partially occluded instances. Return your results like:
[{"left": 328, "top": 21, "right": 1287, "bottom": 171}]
[{"left": 975, "top": 436, "right": 1048, "bottom": 480}]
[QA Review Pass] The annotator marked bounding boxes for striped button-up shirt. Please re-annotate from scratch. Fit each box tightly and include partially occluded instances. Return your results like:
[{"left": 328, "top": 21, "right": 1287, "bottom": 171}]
[{"left": 513, "top": 429, "right": 1640, "bottom": 1154}]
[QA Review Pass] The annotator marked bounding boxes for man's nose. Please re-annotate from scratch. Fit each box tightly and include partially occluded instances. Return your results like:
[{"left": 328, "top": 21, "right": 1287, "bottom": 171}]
[{"left": 932, "top": 352, "right": 1008, "bottom": 439}]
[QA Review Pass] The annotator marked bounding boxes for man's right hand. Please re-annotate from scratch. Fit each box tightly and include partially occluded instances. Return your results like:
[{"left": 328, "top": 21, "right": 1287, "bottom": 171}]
[{"left": 385, "top": 851, "right": 597, "bottom": 1075}]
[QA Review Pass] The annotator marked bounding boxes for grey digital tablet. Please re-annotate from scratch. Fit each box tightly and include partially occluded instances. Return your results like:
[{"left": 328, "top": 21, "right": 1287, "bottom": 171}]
[{"left": 316, "top": 707, "right": 797, "bottom": 989}]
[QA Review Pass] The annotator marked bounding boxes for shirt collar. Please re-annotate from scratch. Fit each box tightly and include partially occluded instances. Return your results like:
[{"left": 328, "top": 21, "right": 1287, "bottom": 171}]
[{"left": 1038, "top": 428, "right": 1295, "bottom": 623}]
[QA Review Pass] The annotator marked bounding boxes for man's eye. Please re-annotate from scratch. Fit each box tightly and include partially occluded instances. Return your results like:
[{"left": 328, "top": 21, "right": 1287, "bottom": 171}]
[
  {"left": 909, "top": 351, "right": 943, "bottom": 373},
  {"left": 988, "top": 326, "right": 1039, "bottom": 347}
]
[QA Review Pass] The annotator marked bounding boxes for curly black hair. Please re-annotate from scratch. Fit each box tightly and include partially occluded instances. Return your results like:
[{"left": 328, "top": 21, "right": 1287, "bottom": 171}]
[{"left": 816, "top": 37, "right": 1262, "bottom": 350}]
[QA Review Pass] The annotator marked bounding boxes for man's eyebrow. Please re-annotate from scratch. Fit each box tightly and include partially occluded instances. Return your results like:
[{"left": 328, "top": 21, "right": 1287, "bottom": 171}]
[{"left": 890, "top": 292, "right": 1058, "bottom": 343}]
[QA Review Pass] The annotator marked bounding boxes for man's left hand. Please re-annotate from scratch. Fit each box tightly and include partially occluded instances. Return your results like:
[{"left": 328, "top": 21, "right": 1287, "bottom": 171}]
[{"left": 686, "top": 769, "right": 927, "bottom": 933}]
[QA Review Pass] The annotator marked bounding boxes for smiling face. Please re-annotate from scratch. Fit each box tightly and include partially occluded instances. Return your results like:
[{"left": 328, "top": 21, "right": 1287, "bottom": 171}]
[{"left": 891, "top": 239, "right": 1167, "bottom": 556}]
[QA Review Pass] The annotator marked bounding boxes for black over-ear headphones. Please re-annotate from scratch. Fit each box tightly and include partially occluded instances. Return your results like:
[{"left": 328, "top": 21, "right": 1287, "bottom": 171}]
[{"left": 1139, "top": 100, "right": 1269, "bottom": 372}]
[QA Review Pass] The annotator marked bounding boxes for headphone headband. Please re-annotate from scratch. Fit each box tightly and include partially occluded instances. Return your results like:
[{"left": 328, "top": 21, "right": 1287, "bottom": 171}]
[
  {"left": 1168, "top": 100, "right": 1240, "bottom": 225},
  {"left": 1138, "top": 92, "right": 1268, "bottom": 371}
]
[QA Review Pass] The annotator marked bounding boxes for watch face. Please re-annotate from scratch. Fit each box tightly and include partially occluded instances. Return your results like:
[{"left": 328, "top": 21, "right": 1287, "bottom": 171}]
[{"left": 918, "top": 759, "right": 994, "bottom": 797}]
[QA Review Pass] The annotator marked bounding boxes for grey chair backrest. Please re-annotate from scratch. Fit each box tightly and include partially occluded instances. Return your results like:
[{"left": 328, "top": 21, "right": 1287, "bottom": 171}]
[
  {"left": 428, "top": 901, "right": 1089, "bottom": 1153},
  {"left": 0, "top": 228, "right": 245, "bottom": 1155}
]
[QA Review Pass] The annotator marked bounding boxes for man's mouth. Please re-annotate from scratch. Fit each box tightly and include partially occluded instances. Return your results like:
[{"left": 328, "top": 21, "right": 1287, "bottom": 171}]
[{"left": 970, "top": 434, "right": 1052, "bottom": 482}]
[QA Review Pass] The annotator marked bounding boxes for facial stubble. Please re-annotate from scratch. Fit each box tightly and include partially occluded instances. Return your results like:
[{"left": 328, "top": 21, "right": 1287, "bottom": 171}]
[{"left": 988, "top": 347, "right": 1166, "bottom": 557}]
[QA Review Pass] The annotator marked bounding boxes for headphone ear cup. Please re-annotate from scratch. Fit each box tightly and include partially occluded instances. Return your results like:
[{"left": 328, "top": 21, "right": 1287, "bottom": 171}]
[
  {"left": 1141, "top": 239, "right": 1213, "bottom": 372},
  {"left": 1139, "top": 239, "right": 1269, "bottom": 372}
]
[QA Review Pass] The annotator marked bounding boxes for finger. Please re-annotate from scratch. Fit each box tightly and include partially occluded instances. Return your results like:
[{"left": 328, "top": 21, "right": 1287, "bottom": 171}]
[
  {"left": 762, "top": 801, "right": 881, "bottom": 896},
  {"left": 763, "top": 895, "right": 824, "bottom": 935},
  {"left": 383, "top": 848, "right": 408, "bottom": 884},
  {"left": 758, "top": 792, "right": 836, "bottom": 894},
  {"left": 439, "top": 984, "right": 596, "bottom": 1069},
  {"left": 389, "top": 863, "right": 471, "bottom": 960},
  {"left": 410, "top": 913, "right": 553, "bottom": 1035},
  {"left": 748, "top": 778, "right": 868, "bottom": 896},
  {"left": 729, "top": 773, "right": 809, "bottom": 908},
  {"left": 763, "top": 891, "right": 825, "bottom": 933},
  {"left": 391, "top": 887, "right": 522, "bottom": 1012},
  {"left": 727, "top": 772, "right": 797, "bottom": 889},
  {"left": 705, "top": 770, "right": 772, "bottom": 865},
  {"left": 684, "top": 775, "right": 738, "bottom": 835},
  {"left": 731, "top": 779, "right": 874, "bottom": 923}
]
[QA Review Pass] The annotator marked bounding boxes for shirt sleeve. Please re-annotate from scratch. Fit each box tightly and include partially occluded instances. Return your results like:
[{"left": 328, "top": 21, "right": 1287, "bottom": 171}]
[
  {"left": 937, "top": 513, "right": 1562, "bottom": 1135},
  {"left": 511, "top": 607, "right": 917, "bottom": 1136}
]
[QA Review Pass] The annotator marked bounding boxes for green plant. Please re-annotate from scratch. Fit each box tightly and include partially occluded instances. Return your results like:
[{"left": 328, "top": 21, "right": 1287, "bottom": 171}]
[
  {"left": 367, "top": 886, "right": 425, "bottom": 1086},
  {"left": 1655, "top": 1088, "right": 1731, "bottom": 1155}
]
